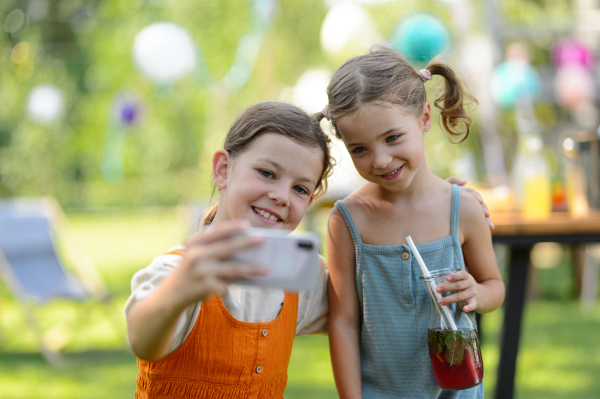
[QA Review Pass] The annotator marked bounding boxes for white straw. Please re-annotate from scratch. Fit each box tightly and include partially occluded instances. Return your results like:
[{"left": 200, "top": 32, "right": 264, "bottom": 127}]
[{"left": 406, "top": 236, "right": 457, "bottom": 331}]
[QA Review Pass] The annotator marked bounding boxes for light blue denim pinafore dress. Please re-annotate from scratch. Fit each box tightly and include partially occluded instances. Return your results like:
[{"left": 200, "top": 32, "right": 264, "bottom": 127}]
[{"left": 334, "top": 184, "right": 484, "bottom": 399}]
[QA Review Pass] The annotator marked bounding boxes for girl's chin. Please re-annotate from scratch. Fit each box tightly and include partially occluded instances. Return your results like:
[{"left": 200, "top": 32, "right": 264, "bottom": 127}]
[{"left": 375, "top": 176, "right": 412, "bottom": 191}]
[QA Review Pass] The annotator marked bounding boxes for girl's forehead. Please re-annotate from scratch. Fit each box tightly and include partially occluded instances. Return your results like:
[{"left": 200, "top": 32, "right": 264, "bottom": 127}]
[
  {"left": 348, "top": 101, "right": 412, "bottom": 119},
  {"left": 244, "top": 132, "right": 322, "bottom": 155},
  {"left": 238, "top": 132, "right": 324, "bottom": 178},
  {"left": 338, "top": 102, "right": 416, "bottom": 131}
]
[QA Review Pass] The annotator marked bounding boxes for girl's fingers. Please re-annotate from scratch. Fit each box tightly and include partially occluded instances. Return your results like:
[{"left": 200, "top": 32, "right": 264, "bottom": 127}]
[
  {"left": 463, "top": 297, "right": 477, "bottom": 312},
  {"left": 437, "top": 279, "right": 471, "bottom": 293},
  {"left": 194, "top": 234, "right": 263, "bottom": 260},
  {"left": 446, "top": 271, "right": 468, "bottom": 282},
  {"left": 211, "top": 261, "right": 268, "bottom": 279},
  {"left": 438, "top": 289, "right": 474, "bottom": 306},
  {"left": 445, "top": 176, "right": 467, "bottom": 186},
  {"left": 187, "top": 220, "right": 251, "bottom": 246},
  {"left": 483, "top": 203, "right": 490, "bottom": 218}
]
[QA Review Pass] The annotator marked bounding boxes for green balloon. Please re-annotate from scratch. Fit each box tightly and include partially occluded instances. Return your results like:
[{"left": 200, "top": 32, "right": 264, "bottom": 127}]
[{"left": 390, "top": 13, "right": 450, "bottom": 65}]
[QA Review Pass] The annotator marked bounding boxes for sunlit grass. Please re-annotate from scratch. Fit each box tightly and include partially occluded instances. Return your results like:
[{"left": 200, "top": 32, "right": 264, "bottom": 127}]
[{"left": 0, "top": 208, "right": 599, "bottom": 398}]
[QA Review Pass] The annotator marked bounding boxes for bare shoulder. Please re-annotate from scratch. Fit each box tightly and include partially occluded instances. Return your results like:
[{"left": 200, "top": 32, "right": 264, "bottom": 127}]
[
  {"left": 338, "top": 187, "right": 381, "bottom": 225},
  {"left": 327, "top": 202, "right": 357, "bottom": 271},
  {"left": 458, "top": 187, "right": 490, "bottom": 242},
  {"left": 459, "top": 187, "right": 484, "bottom": 218},
  {"left": 328, "top": 203, "right": 354, "bottom": 243}
]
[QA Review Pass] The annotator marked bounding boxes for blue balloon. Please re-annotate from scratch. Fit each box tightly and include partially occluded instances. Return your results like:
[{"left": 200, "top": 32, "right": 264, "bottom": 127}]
[
  {"left": 490, "top": 61, "right": 540, "bottom": 108},
  {"left": 390, "top": 13, "right": 450, "bottom": 65}
]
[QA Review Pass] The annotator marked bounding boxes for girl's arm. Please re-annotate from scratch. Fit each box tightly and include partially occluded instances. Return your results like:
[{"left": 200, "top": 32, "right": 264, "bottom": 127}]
[
  {"left": 127, "top": 221, "right": 266, "bottom": 360},
  {"left": 327, "top": 207, "right": 363, "bottom": 399},
  {"left": 436, "top": 190, "right": 505, "bottom": 313}
]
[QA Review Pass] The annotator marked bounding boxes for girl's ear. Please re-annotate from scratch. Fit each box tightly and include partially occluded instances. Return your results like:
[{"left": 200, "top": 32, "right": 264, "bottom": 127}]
[
  {"left": 421, "top": 101, "right": 432, "bottom": 132},
  {"left": 308, "top": 195, "right": 315, "bottom": 207},
  {"left": 212, "top": 149, "right": 230, "bottom": 190}
]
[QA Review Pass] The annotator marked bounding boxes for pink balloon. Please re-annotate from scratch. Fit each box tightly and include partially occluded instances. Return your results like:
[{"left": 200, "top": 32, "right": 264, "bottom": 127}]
[{"left": 553, "top": 40, "right": 595, "bottom": 70}]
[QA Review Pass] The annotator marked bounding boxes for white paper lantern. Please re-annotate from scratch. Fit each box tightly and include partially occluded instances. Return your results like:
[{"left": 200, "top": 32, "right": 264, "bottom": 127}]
[
  {"left": 132, "top": 22, "right": 197, "bottom": 85},
  {"left": 320, "top": 3, "right": 382, "bottom": 58},
  {"left": 292, "top": 69, "right": 330, "bottom": 114},
  {"left": 26, "top": 84, "right": 65, "bottom": 123}
]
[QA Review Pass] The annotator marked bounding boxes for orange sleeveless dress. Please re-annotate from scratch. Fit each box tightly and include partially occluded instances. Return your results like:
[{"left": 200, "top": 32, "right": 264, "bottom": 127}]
[{"left": 135, "top": 269, "right": 299, "bottom": 399}]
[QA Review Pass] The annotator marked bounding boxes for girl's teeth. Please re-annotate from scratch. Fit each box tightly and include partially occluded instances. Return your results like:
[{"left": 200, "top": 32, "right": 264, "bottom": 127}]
[{"left": 255, "top": 207, "right": 280, "bottom": 221}]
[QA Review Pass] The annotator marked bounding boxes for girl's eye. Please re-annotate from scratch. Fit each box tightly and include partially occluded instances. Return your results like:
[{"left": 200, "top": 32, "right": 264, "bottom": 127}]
[
  {"left": 352, "top": 146, "right": 366, "bottom": 154},
  {"left": 293, "top": 186, "right": 309, "bottom": 195},
  {"left": 259, "top": 169, "right": 274, "bottom": 179},
  {"left": 386, "top": 135, "right": 399, "bottom": 143}
]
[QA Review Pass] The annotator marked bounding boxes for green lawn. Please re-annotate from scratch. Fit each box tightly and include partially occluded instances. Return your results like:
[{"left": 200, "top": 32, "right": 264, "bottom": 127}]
[{"left": 1, "top": 208, "right": 599, "bottom": 398}]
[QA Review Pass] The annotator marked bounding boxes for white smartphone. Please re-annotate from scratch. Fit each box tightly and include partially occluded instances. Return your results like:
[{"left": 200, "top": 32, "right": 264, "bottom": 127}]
[{"left": 228, "top": 228, "right": 321, "bottom": 291}]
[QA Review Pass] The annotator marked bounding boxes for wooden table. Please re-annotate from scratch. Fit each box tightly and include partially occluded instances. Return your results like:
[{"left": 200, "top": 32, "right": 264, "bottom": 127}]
[{"left": 490, "top": 212, "right": 600, "bottom": 399}]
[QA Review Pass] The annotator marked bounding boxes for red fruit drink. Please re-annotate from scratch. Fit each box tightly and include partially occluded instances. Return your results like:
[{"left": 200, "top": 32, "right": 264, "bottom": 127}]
[{"left": 427, "top": 328, "right": 483, "bottom": 390}]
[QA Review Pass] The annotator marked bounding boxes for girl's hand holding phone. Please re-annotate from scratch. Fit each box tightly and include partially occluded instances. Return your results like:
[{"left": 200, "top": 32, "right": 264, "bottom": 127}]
[
  {"left": 164, "top": 221, "right": 268, "bottom": 309},
  {"left": 127, "top": 220, "right": 267, "bottom": 361},
  {"left": 434, "top": 270, "right": 480, "bottom": 313}
]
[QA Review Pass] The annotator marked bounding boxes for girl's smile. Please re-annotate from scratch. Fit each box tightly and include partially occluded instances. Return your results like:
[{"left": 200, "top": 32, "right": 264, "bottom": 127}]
[
  {"left": 251, "top": 206, "right": 283, "bottom": 224},
  {"left": 378, "top": 165, "right": 404, "bottom": 180}
]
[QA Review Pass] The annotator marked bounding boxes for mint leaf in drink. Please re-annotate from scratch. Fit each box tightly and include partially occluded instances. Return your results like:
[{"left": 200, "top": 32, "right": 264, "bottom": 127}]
[
  {"left": 444, "top": 330, "right": 465, "bottom": 366},
  {"left": 428, "top": 329, "right": 438, "bottom": 353},
  {"left": 437, "top": 331, "right": 444, "bottom": 354}
]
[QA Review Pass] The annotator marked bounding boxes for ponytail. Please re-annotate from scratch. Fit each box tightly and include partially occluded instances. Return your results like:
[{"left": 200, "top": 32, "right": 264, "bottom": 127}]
[
  {"left": 313, "top": 110, "right": 328, "bottom": 123},
  {"left": 201, "top": 202, "right": 219, "bottom": 226},
  {"left": 426, "top": 58, "right": 478, "bottom": 143}
]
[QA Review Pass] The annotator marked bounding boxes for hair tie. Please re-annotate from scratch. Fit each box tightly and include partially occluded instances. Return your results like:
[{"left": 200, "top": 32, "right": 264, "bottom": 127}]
[
  {"left": 322, "top": 105, "right": 329, "bottom": 120},
  {"left": 419, "top": 69, "right": 432, "bottom": 82}
]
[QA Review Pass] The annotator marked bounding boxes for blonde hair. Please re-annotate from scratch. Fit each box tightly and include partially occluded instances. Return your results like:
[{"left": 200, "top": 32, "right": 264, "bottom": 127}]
[
  {"left": 324, "top": 46, "right": 477, "bottom": 143},
  {"left": 203, "top": 102, "right": 334, "bottom": 225}
]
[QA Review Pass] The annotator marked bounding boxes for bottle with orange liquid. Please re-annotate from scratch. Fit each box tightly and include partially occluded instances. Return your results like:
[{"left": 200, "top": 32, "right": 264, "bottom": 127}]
[{"left": 515, "top": 136, "right": 552, "bottom": 219}]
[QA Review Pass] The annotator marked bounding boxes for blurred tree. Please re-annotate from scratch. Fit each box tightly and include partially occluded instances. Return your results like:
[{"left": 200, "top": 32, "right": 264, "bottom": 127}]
[{"left": 0, "top": 0, "right": 327, "bottom": 208}]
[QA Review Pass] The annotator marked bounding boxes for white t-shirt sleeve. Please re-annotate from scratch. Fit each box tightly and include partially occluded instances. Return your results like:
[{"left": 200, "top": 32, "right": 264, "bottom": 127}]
[
  {"left": 123, "top": 246, "right": 199, "bottom": 354},
  {"left": 295, "top": 255, "right": 329, "bottom": 335}
]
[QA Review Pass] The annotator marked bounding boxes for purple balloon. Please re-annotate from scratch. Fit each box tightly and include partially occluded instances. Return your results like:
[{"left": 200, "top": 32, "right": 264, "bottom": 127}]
[
  {"left": 120, "top": 103, "right": 137, "bottom": 125},
  {"left": 553, "top": 40, "right": 595, "bottom": 70}
]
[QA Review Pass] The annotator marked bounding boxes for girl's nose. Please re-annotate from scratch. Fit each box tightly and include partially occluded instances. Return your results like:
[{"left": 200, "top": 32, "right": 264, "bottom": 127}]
[
  {"left": 268, "top": 185, "right": 290, "bottom": 207},
  {"left": 372, "top": 151, "right": 392, "bottom": 170}
]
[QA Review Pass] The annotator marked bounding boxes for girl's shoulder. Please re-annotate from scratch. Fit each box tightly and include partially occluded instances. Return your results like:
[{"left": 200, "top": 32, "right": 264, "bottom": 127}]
[
  {"left": 337, "top": 191, "right": 382, "bottom": 226},
  {"left": 458, "top": 187, "right": 489, "bottom": 241},
  {"left": 458, "top": 187, "right": 485, "bottom": 220}
]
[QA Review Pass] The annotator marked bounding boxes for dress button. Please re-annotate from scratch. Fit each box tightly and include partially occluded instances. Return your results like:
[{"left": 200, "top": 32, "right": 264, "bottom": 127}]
[
  {"left": 402, "top": 252, "right": 410, "bottom": 260},
  {"left": 262, "top": 329, "right": 268, "bottom": 336},
  {"left": 256, "top": 366, "right": 263, "bottom": 373}
]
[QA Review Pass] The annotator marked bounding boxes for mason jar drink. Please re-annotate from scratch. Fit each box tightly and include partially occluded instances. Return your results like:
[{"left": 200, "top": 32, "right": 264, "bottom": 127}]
[{"left": 420, "top": 268, "right": 484, "bottom": 390}]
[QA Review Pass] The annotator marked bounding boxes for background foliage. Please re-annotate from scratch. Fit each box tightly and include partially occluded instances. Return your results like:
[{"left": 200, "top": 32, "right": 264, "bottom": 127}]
[{"left": 3, "top": 0, "right": 574, "bottom": 209}]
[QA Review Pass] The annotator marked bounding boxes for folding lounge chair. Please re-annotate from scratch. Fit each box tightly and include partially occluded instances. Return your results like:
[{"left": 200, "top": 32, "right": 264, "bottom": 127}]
[{"left": 0, "top": 197, "right": 109, "bottom": 364}]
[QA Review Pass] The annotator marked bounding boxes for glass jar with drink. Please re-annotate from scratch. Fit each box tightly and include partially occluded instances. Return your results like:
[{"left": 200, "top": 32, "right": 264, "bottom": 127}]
[{"left": 420, "top": 268, "right": 484, "bottom": 391}]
